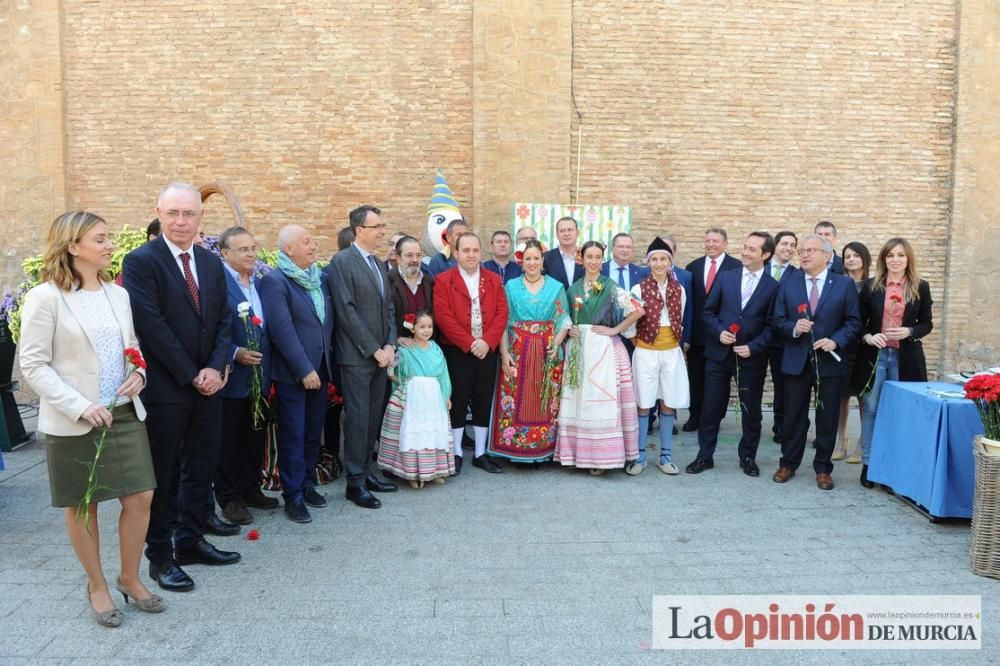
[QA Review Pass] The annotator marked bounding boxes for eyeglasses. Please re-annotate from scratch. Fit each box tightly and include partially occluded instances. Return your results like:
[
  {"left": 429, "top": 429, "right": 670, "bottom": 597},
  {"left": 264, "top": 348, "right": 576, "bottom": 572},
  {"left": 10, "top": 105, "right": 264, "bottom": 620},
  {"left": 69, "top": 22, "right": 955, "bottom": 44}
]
[{"left": 799, "top": 248, "right": 824, "bottom": 255}]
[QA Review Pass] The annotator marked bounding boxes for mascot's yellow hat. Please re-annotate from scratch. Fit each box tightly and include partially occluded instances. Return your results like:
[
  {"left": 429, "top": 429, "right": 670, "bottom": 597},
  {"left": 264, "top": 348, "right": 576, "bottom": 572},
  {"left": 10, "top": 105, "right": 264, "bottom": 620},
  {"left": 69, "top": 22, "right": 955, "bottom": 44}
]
[{"left": 426, "top": 168, "right": 460, "bottom": 216}]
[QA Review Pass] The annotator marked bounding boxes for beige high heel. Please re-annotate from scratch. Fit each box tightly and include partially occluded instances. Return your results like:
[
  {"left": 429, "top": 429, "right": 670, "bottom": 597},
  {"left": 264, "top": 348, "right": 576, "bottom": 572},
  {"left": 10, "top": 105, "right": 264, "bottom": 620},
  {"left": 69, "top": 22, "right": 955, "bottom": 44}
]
[
  {"left": 87, "top": 586, "right": 123, "bottom": 627},
  {"left": 115, "top": 577, "right": 165, "bottom": 613}
]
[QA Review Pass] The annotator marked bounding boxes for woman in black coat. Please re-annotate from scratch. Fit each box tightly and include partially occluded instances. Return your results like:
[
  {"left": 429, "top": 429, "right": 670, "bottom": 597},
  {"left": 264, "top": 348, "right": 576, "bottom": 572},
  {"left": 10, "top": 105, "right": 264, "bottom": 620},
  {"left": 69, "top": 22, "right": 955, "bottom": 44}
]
[{"left": 851, "top": 237, "right": 933, "bottom": 488}]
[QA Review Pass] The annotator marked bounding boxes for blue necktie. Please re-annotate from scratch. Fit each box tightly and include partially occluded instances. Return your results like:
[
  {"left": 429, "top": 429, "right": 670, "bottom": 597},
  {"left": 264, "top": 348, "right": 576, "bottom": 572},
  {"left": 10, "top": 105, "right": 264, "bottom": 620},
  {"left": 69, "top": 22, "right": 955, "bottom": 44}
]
[
  {"left": 617, "top": 266, "right": 626, "bottom": 289},
  {"left": 367, "top": 255, "right": 384, "bottom": 297}
]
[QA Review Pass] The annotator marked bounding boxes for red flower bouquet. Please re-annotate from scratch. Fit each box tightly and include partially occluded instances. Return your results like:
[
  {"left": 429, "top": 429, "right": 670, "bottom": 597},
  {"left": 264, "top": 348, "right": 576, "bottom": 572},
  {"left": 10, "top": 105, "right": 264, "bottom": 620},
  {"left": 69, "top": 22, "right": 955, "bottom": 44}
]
[{"left": 965, "top": 374, "right": 1000, "bottom": 441}]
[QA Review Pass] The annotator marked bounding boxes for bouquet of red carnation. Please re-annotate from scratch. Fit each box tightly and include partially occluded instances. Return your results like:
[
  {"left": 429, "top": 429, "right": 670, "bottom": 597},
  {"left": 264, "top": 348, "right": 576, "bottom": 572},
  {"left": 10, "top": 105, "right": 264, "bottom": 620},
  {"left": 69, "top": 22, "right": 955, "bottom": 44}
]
[
  {"left": 964, "top": 373, "right": 1000, "bottom": 441},
  {"left": 728, "top": 323, "right": 748, "bottom": 416},
  {"left": 327, "top": 382, "right": 345, "bottom": 406}
]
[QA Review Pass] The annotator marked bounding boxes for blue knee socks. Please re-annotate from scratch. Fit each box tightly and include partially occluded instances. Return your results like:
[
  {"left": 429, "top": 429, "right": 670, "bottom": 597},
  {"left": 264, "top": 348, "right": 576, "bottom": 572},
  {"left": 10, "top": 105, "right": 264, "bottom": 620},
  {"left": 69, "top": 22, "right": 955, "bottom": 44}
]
[
  {"left": 636, "top": 414, "right": 649, "bottom": 464},
  {"left": 659, "top": 413, "right": 676, "bottom": 464}
]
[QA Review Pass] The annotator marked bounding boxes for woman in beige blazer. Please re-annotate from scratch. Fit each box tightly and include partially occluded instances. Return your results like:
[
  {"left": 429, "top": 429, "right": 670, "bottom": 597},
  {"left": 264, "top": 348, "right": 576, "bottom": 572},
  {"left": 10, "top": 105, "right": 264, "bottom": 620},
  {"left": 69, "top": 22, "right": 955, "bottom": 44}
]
[{"left": 19, "top": 211, "right": 164, "bottom": 627}]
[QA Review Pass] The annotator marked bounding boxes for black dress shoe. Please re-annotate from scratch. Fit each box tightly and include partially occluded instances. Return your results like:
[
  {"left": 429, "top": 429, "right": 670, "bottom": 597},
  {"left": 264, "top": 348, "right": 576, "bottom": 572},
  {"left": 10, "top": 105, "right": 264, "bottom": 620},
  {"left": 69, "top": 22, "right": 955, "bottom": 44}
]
[
  {"left": 242, "top": 489, "right": 280, "bottom": 510},
  {"left": 284, "top": 500, "right": 313, "bottom": 523},
  {"left": 472, "top": 455, "right": 503, "bottom": 474},
  {"left": 684, "top": 458, "right": 714, "bottom": 474},
  {"left": 303, "top": 487, "right": 327, "bottom": 508},
  {"left": 148, "top": 560, "right": 194, "bottom": 592},
  {"left": 772, "top": 432, "right": 784, "bottom": 444},
  {"left": 741, "top": 457, "right": 760, "bottom": 477},
  {"left": 860, "top": 464, "right": 875, "bottom": 489},
  {"left": 453, "top": 455, "right": 463, "bottom": 476},
  {"left": 175, "top": 539, "right": 241, "bottom": 566},
  {"left": 681, "top": 418, "right": 699, "bottom": 432},
  {"left": 365, "top": 474, "right": 398, "bottom": 493},
  {"left": 346, "top": 486, "right": 382, "bottom": 509},
  {"left": 201, "top": 513, "right": 241, "bottom": 537}
]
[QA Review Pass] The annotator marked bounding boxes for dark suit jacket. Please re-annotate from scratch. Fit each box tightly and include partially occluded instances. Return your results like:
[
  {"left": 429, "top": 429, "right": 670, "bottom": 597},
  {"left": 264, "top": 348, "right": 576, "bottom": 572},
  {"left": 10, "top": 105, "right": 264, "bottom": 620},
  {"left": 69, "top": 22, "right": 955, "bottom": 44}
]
[
  {"left": 601, "top": 261, "right": 649, "bottom": 292},
  {"left": 329, "top": 245, "right": 397, "bottom": 366},
  {"left": 849, "top": 278, "right": 933, "bottom": 391},
  {"left": 387, "top": 268, "right": 435, "bottom": 341},
  {"left": 258, "top": 269, "right": 334, "bottom": 384},
  {"left": 219, "top": 270, "right": 271, "bottom": 399},
  {"left": 703, "top": 268, "right": 779, "bottom": 366},
  {"left": 542, "top": 248, "right": 584, "bottom": 290},
  {"left": 482, "top": 259, "right": 523, "bottom": 284},
  {"left": 684, "top": 253, "right": 741, "bottom": 346},
  {"left": 122, "top": 236, "right": 231, "bottom": 403},
  {"left": 764, "top": 261, "right": 801, "bottom": 348},
  {"left": 673, "top": 266, "right": 694, "bottom": 348},
  {"left": 772, "top": 271, "right": 861, "bottom": 377},
  {"left": 433, "top": 267, "right": 508, "bottom": 352},
  {"left": 829, "top": 253, "right": 844, "bottom": 275}
]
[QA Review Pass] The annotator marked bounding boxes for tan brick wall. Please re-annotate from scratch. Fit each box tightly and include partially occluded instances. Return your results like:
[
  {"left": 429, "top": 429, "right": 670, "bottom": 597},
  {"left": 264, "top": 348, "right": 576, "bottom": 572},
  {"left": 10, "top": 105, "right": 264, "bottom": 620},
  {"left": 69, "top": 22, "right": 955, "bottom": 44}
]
[
  {"left": 58, "top": 1, "right": 474, "bottom": 258},
  {"left": 568, "top": 0, "right": 957, "bottom": 372}
]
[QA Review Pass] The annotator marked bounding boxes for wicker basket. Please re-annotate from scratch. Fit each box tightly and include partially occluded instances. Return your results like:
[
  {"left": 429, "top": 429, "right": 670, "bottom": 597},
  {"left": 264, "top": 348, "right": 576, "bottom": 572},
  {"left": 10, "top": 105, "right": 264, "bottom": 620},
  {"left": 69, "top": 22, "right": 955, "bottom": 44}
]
[{"left": 971, "top": 435, "right": 1000, "bottom": 578}]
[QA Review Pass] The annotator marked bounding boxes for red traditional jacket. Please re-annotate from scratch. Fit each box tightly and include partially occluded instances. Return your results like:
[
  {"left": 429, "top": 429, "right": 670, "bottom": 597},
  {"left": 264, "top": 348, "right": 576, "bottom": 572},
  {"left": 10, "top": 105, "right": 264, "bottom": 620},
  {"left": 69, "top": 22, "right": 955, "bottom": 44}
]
[
  {"left": 634, "top": 274, "right": 684, "bottom": 345},
  {"left": 432, "top": 267, "right": 509, "bottom": 352}
]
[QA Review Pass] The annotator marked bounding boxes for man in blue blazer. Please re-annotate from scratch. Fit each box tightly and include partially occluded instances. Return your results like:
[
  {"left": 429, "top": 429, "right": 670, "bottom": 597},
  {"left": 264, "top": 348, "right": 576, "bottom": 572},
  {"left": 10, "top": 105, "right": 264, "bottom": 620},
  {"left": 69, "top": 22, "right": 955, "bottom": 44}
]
[
  {"left": 682, "top": 228, "right": 741, "bottom": 431},
  {"left": 686, "top": 232, "right": 779, "bottom": 477},
  {"left": 763, "top": 231, "right": 800, "bottom": 443},
  {"left": 259, "top": 225, "right": 335, "bottom": 523},
  {"left": 214, "top": 227, "right": 276, "bottom": 526},
  {"left": 771, "top": 234, "right": 861, "bottom": 490},
  {"left": 482, "top": 230, "right": 523, "bottom": 283},
  {"left": 601, "top": 232, "right": 649, "bottom": 292},
  {"left": 122, "top": 183, "right": 239, "bottom": 592},
  {"left": 542, "top": 216, "right": 584, "bottom": 290}
]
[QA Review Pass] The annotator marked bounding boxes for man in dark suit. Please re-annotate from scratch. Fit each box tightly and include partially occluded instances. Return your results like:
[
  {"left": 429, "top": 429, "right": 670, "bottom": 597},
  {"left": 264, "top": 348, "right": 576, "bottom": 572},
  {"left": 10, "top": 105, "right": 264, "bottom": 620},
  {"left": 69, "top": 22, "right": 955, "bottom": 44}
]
[
  {"left": 771, "top": 234, "right": 861, "bottom": 490},
  {"left": 482, "top": 230, "right": 523, "bottom": 284},
  {"left": 601, "top": 232, "right": 649, "bottom": 292},
  {"left": 686, "top": 232, "right": 779, "bottom": 477},
  {"left": 122, "top": 182, "right": 239, "bottom": 592},
  {"left": 425, "top": 219, "right": 467, "bottom": 278},
  {"left": 329, "top": 205, "right": 399, "bottom": 509},
  {"left": 260, "top": 225, "right": 335, "bottom": 523},
  {"left": 682, "top": 228, "right": 741, "bottom": 432},
  {"left": 388, "top": 235, "right": 435, "bottom": 341},
  {"left": 542, "top": 216, "right": 584, "bottom": 290},
  {"left": 814, "top": 221, "right": 844, "bottom": 274},
  {"left": 763, "top": 230, "right": 799, "bottom": 443},
  {"left": 215, "top": 227, "right": 277, "bottom": 526}
]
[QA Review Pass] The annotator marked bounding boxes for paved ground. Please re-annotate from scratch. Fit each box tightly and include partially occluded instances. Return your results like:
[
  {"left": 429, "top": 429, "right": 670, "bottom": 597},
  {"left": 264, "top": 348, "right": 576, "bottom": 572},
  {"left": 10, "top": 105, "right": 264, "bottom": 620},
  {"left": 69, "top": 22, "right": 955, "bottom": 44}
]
[{"left": 0, "top": 409, "right": 996, "bottom": 664}]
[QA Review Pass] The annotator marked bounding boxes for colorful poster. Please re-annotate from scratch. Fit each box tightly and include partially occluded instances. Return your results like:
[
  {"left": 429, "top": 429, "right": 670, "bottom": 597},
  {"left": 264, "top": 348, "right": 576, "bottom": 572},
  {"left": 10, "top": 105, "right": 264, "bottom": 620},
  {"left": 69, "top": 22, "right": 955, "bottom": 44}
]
[{"left": 511, "top": 203, "right": 632, "bottom": 249}]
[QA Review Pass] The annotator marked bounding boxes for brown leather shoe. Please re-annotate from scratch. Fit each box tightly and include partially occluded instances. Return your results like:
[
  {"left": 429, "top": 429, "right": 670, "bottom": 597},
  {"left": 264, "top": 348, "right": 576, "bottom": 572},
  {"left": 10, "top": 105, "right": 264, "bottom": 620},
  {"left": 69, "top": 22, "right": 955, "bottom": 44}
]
[
  {"left": 816, "top": 473, "right": 834, "bottom": 490},
  {"left": 772, "top": 467, "right": 795, "bottom": 483}
]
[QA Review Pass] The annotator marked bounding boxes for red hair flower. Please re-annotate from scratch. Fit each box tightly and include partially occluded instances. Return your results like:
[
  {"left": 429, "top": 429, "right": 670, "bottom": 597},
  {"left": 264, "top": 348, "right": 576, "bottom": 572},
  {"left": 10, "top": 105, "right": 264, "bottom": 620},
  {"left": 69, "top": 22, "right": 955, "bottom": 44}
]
[
  {"left": 514, "top": 250, "right": 524, "bottom": 265},
  {"left": 247, "top": 529, "right": 260, "bottom": 541},
  {"left": 250, "top": 315, "right": 263, "bottom": 327},
  {"left": 728, "top": 323, "right": 741, "bottom": 334},
  {"left": 403, "top": 313, "right": 417, "bottom": 331}
]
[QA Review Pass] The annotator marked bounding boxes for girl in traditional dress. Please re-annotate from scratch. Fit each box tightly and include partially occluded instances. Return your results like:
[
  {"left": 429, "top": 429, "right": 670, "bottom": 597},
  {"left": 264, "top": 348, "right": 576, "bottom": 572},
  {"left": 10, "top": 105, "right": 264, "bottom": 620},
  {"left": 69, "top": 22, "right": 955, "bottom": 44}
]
[
  {"left": 490, "top": 240, "right": 571, "bottom": 463},
  {"left": 378, "top": 310, "right": 455, "bottom": 488},
  {"left": 556, "top": 241, "right": 645, "bottom": 474},
  {"left": 626, "top": 237, "right": 690, "bottom": 476}
]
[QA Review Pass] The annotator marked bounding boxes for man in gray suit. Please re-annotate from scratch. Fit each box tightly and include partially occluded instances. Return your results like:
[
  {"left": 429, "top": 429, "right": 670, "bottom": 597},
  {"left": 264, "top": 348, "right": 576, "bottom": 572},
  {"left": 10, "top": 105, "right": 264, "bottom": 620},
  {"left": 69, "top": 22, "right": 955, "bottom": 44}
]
[{"left": 328, "top": 205, "right": 399, "bottom": 509}]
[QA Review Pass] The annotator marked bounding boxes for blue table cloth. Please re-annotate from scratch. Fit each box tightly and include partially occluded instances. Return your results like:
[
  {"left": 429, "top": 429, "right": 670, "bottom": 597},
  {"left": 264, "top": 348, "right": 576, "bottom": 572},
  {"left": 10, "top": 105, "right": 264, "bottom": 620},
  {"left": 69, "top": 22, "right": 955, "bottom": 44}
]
[{"left": 869, "top": 381, "right": 983, "bottom": 519}]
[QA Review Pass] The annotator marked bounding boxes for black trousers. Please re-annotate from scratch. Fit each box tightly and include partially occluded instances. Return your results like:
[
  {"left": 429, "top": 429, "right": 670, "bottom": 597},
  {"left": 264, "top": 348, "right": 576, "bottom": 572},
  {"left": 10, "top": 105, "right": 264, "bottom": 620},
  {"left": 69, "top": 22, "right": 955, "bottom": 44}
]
[
  {"left": 780, "top": 361, "right": 843, "bottom": 475},
  {"left": 214, "top": 396, "right": 266, "bottom": 507},
  {"left": 696, "top": 356, "right": 767, "bottom": 462},
  {"left": 686, "top": 344, "right": 707, "bottom": 421},
  {"left": 143, "top": 395, "right": 223, "bottom": 564},
  {"left": 443, "top": 345, "right": 497, "bottom": 428},
  {"left": 767, "top": 346, "right": 786, "bottom": 436},
  {"left": 339, "top": 361, "right": 387, "bottom": 489}
]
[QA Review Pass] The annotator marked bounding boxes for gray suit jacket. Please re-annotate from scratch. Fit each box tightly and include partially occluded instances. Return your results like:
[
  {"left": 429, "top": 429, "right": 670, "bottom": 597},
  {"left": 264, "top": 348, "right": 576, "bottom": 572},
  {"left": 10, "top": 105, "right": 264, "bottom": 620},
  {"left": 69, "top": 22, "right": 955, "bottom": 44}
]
[{"left": 328, "top": 244, "right": 397, "bottom": 366}]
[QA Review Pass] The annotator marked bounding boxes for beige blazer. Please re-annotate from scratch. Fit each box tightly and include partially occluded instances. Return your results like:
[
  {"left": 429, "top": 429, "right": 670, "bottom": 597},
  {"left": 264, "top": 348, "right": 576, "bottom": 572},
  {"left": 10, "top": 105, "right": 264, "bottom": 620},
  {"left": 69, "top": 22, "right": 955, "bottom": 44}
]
[{"left": 18, "top": 281, "right": 147, "bottom": 436}]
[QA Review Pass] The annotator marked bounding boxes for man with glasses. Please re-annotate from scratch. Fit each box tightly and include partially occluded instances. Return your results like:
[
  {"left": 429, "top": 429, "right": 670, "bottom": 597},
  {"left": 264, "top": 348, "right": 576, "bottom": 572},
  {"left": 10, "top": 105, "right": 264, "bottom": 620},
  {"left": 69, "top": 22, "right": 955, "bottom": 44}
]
[{"left": 329, "top": 205, "right": 399, "bottom": 509}]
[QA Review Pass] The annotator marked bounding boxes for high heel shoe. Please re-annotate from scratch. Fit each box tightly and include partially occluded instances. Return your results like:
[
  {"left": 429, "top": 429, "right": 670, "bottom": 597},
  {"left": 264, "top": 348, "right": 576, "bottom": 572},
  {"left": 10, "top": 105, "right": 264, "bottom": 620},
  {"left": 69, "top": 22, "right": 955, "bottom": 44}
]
[
  {"left": 115, "top": 577, "right": 165, "bottom": 613},
  {"left": 86, "top": 587, "right": 123, "bottom": 627}
]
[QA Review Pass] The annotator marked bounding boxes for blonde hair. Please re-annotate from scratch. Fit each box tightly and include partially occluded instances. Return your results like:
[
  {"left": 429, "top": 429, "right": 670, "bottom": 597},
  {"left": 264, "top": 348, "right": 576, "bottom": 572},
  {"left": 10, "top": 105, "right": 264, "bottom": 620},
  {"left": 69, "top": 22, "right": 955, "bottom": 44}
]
[
  {"left": 873, "top": 237, "right": 921, "bottom": 303},
  {"left": 39, "top": 211, "right": 112, "bottom": 291}
]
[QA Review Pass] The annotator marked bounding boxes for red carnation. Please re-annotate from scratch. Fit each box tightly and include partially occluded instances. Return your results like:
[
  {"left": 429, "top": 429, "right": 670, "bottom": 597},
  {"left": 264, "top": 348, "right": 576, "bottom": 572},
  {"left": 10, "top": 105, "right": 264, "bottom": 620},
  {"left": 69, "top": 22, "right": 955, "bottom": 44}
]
[
  {"left": 247, "top": 529, "right": 260, "bottom": 541},
  {"left": 797, "top": 303, "right": 809, "bottom": 315},
  {"left": 404, "top": 313, "right": 416, "bottom": 324},
  {"left": 124, "top": 347, "right": 147, "bottom": 370},
  {"left": 728, "top": 323, "right": 741, "bottom": 334},
  {"left": 250, "top": 315, "right": 263, "bottom": 327},
  {"left": 890, "top": 294, "right": 903, "bottom": 304},
  {"left": 514, "top": 250, "right": 524, "bottom": 265}
]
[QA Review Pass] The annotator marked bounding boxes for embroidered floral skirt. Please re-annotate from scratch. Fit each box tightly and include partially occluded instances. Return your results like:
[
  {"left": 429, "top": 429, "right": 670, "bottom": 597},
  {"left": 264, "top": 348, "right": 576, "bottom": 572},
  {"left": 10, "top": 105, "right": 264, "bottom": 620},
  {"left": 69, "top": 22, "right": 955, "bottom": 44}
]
[{"left": 489, "top": 320, "right": 562, "bottom": 462}]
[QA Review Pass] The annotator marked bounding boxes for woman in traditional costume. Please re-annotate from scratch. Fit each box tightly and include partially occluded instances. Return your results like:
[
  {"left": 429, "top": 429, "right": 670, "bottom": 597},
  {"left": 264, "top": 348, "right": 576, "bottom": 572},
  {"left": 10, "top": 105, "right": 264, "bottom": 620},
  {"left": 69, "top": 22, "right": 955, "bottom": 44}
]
[
  {"left": 555, "top": 241, "right": 645, "bottom": 474},
  {"left": 490, "top": 240, "right": 570, "bottom": 463}
]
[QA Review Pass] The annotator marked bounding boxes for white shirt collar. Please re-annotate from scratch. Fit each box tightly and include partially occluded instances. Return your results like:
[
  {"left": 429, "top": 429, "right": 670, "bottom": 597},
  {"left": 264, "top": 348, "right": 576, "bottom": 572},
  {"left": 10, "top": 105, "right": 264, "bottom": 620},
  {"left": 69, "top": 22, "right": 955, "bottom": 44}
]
[
  {"left": 353, "top": 242, "right": 374, "bottom": 261},
  {"left": 805, "top": 268, "right": 829, "bottom": 284},
  {"left": 743, "top": 266, "right": 763, "bottom": 280},
  {"left": 162, "top": 235, "right": 195, "bottom": 259}
]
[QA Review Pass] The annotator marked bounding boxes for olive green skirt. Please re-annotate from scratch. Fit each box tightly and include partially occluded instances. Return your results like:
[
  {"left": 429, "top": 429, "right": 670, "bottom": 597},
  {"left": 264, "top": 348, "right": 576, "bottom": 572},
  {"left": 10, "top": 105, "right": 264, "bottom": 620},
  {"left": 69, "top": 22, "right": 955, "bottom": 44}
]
[{"left": 44, "top": 403, "right": 156, "bottom": 508}]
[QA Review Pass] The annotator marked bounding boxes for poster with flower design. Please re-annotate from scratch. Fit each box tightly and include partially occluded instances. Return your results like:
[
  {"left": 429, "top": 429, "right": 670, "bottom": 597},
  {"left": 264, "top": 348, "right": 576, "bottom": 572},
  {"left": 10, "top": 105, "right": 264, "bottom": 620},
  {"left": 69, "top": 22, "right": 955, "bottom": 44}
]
[{"left": 510, "top": 203, "right": 632, "bottom": 250}]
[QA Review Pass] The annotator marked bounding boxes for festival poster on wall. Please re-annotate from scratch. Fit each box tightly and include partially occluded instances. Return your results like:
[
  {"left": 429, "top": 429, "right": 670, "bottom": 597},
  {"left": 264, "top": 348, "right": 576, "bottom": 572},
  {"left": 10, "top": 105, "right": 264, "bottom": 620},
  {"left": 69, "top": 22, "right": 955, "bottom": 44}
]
[{"left": 510, "top": 203, "right": 632, "bottom": 249}]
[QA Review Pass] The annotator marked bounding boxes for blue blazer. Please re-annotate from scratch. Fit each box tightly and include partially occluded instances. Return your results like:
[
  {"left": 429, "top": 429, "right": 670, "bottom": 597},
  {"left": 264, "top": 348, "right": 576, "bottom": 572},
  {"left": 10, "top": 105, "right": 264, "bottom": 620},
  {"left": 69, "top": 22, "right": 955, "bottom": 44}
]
[
  {"left": 600, "top": 261, "right": 649, "bottom": 291},
  {"left": 542, "top": 248, "right": 584, "bottom": 290},
  {"left": 219, "top": 271, "right": 271, "bottom": 399},
  {"left": 482, "top": 259, "right": 523, "bottom": 284},
  {"left": 684, "top": 253, "right": 742, "bottom": 346},
  {"left": 672, "top": 266, "right": 694, "bottom": 348},
  {"left": 259, "top": 269, "right": 335, "bottom": 384},
  {"left": 122, "top": 236, "right": 232, "bottom": 403},
  {"left": 703, "top": 268, "right": 779, "bottom": 366},
  {"left": 772, "top": 271, "right": 861, "bottom": 377},
  {"left": 425, "top": 252, "right": 456, "bottom": 278}
]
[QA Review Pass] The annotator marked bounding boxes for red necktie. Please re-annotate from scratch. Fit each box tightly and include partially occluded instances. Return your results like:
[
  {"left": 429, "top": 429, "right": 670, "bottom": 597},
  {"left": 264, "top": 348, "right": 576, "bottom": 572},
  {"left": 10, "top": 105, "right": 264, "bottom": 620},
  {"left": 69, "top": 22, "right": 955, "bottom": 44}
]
[
  {"left": 705, "top": 257, "right": 718, "bottom": 293},
  {"left": 180, "top": 252, "right": 201, "bottom": 314}
]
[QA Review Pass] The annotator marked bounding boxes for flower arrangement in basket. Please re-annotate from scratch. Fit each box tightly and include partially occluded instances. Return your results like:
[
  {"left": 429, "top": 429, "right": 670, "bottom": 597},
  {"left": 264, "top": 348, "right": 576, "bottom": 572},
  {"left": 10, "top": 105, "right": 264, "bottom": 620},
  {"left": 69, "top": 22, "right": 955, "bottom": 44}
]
[{"left": 965, "top": 373, "right": 1000, "bottom": 453}]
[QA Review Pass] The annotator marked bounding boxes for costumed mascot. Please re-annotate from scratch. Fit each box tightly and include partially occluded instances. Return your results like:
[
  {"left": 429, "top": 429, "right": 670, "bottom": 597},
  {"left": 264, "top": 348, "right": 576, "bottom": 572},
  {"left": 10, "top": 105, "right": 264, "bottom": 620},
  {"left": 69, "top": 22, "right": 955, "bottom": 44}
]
[{"left": 421, "top": 168, "right": 464, "bottom": 266}]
